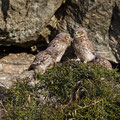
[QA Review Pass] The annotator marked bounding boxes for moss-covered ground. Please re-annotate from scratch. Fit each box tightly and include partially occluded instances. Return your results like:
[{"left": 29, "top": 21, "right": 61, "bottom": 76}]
[{"left": 3, "top": 61, "right": 120, "bottom": 120}]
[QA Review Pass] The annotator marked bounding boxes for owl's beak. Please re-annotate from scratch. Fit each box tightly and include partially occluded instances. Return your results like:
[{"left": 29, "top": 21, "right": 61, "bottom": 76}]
[{"left": 74, "top": 34, "right": 79, "bottom": 38}]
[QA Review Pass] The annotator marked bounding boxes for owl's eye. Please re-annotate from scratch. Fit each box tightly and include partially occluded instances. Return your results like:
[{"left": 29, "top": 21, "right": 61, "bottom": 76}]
[
  {"left": 65, "top": 36, "right": 70, "bottom": 40},
  {"left": 77, "top": 31, "right": 81, "bottom": 34}
]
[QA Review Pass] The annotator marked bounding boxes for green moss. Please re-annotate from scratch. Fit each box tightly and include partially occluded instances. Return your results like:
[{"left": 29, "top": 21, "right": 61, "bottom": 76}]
[
  {"left": 4, "top": 81, "right": 41, "bottom": 120},
  {"left": 4, "top": 61, "right": 120, "bottom": 120}
]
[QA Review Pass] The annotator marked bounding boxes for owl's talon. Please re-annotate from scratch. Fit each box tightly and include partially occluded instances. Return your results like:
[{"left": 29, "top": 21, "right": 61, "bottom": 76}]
[
  {"left": 71, "top": 58, "right": 81, "bottom": 62},
  {"left": 75, "top": 58, "right": 81, "bottom": 62}
]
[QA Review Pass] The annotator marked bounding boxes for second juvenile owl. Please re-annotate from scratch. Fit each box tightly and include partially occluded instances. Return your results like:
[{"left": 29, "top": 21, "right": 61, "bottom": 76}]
[
  {"left": 73, "top": 27, "right": 95, "bottom": 63},
  {"left": 29, "top": 32, "right": 73, "bottom": 74}
]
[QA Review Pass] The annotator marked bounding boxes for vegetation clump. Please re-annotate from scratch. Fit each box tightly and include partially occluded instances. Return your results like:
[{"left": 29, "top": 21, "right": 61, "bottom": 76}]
[{"left": 4, "top": 61, "right": 120, "bottom": 120}]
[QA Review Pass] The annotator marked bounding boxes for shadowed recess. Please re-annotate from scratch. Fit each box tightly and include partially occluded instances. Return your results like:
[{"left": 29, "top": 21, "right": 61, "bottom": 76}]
[{"left": 1, "top": 0, "right": 10, "bottom": 22}]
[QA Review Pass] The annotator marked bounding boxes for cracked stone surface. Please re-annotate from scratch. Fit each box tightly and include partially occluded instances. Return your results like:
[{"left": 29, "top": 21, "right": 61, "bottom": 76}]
[
  {"left": 0, "top": 53, "right": 35, "bottom": 88},
  {"left": 0, "top": 0, "right": 120, "bottom": 63},
  {"left": 0, "top": 0, "right": 120, "bottom": 89},
  {"left": 0, "top": 0, "right": 64, "bottom": 46}
]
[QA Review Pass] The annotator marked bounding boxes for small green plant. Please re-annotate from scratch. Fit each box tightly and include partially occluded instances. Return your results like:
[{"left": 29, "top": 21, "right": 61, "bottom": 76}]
[{"left": 4, "top": 61, "right": 120, "bottom": 120}]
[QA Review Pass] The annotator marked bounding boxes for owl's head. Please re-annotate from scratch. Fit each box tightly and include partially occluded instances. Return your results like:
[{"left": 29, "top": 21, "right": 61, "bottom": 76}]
[
  {"left": 74, "top": 27, "right": 87, "bottom": 39},
  {"left": 56, "top": 32, "right": 73, "bottom": 45}
]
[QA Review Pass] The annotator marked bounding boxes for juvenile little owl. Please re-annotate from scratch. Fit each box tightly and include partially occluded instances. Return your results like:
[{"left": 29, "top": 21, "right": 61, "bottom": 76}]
[
  {"left": 29, "top": 32, "right": 73, "bottom": 74},
  {"left": 73, "top": 27, "right": 95, "bottom": 63}
]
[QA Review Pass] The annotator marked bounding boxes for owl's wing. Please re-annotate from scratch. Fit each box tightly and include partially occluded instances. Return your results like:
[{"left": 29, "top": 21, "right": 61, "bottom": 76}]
[
  {"left": 72, "top": 41, "right": 83, "bottom": 61},
  {"left": 29, "top": 50, "right": 52, "bottom": 70},
  {"left": 48, "top": 38, "right": 68, "bottom": 62},
  {"left": 86, "top": 39, "right": 95, "bottom": 54}
]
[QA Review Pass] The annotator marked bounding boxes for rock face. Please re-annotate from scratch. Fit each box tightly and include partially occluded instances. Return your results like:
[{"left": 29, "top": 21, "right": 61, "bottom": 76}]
[
  {"left": 0, "top": 53, "right": 35, "bottom": 75},
  {"left": 0, "top": 0, "right": 120, "bottom": 88},
  {"left": 0, "top": 0, "right": 120, "bottom": 63},
  {"left": 109, "top": 0, "right": 120, "bottom": 62},
  {"left": 0, "top": 0, "right": 64, "bottom": 47},
  {"left": 0, "top": 53, "right": 35, "bottom": 88},
  {"left": 47, "top": 0, "right": 118, "bottom": 63}
]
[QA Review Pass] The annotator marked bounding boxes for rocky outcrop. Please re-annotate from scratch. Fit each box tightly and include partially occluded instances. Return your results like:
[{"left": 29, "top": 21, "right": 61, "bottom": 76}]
[
  {"left": 0, "top": 0, "right": 64, "bottom": 47},
  {"left": 0, "top": 53, "right": 35, "bottom": 88},
  {"left": 0, "top": 0, "right": 120, "bottom": 88},
  {"left": 45, "top": 0, "right": 118, "bottom": 63},
  {"left": 0, "top": 53, "right": 34, "bottom": 75},
  {"left": 0, "top": 0, "right": 120, "bottom": 63},
  {"left": 109, "top": 0, "right": 120, "bottom": 62}
]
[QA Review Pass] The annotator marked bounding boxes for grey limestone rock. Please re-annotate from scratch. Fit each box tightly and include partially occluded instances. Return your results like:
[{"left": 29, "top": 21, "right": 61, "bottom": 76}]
[
  {"left": 49, "top": 0, "right": 118, "bottom": 62},
  {"left": 0, "top": 0, "right": 120, "bottom": 63},
  {"left": 0, "top": 0, "right": 64, "bottom": 47}
]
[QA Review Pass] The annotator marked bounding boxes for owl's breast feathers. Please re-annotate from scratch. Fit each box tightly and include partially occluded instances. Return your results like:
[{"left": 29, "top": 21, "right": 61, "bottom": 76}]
[{"left": 49, "top": 37, "right": 69, "bottom": 53}]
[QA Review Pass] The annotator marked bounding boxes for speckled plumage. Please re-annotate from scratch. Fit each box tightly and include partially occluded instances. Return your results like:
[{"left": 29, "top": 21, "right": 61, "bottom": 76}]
[
  {"left": 92, "top": 56, "right": 112, "bottom": 70},
  {"left": 29, "top": 32, "right": 73, "bottom": 74},
  {"left": 73, "top": 27, "right": 95, "bottom": 63}
]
